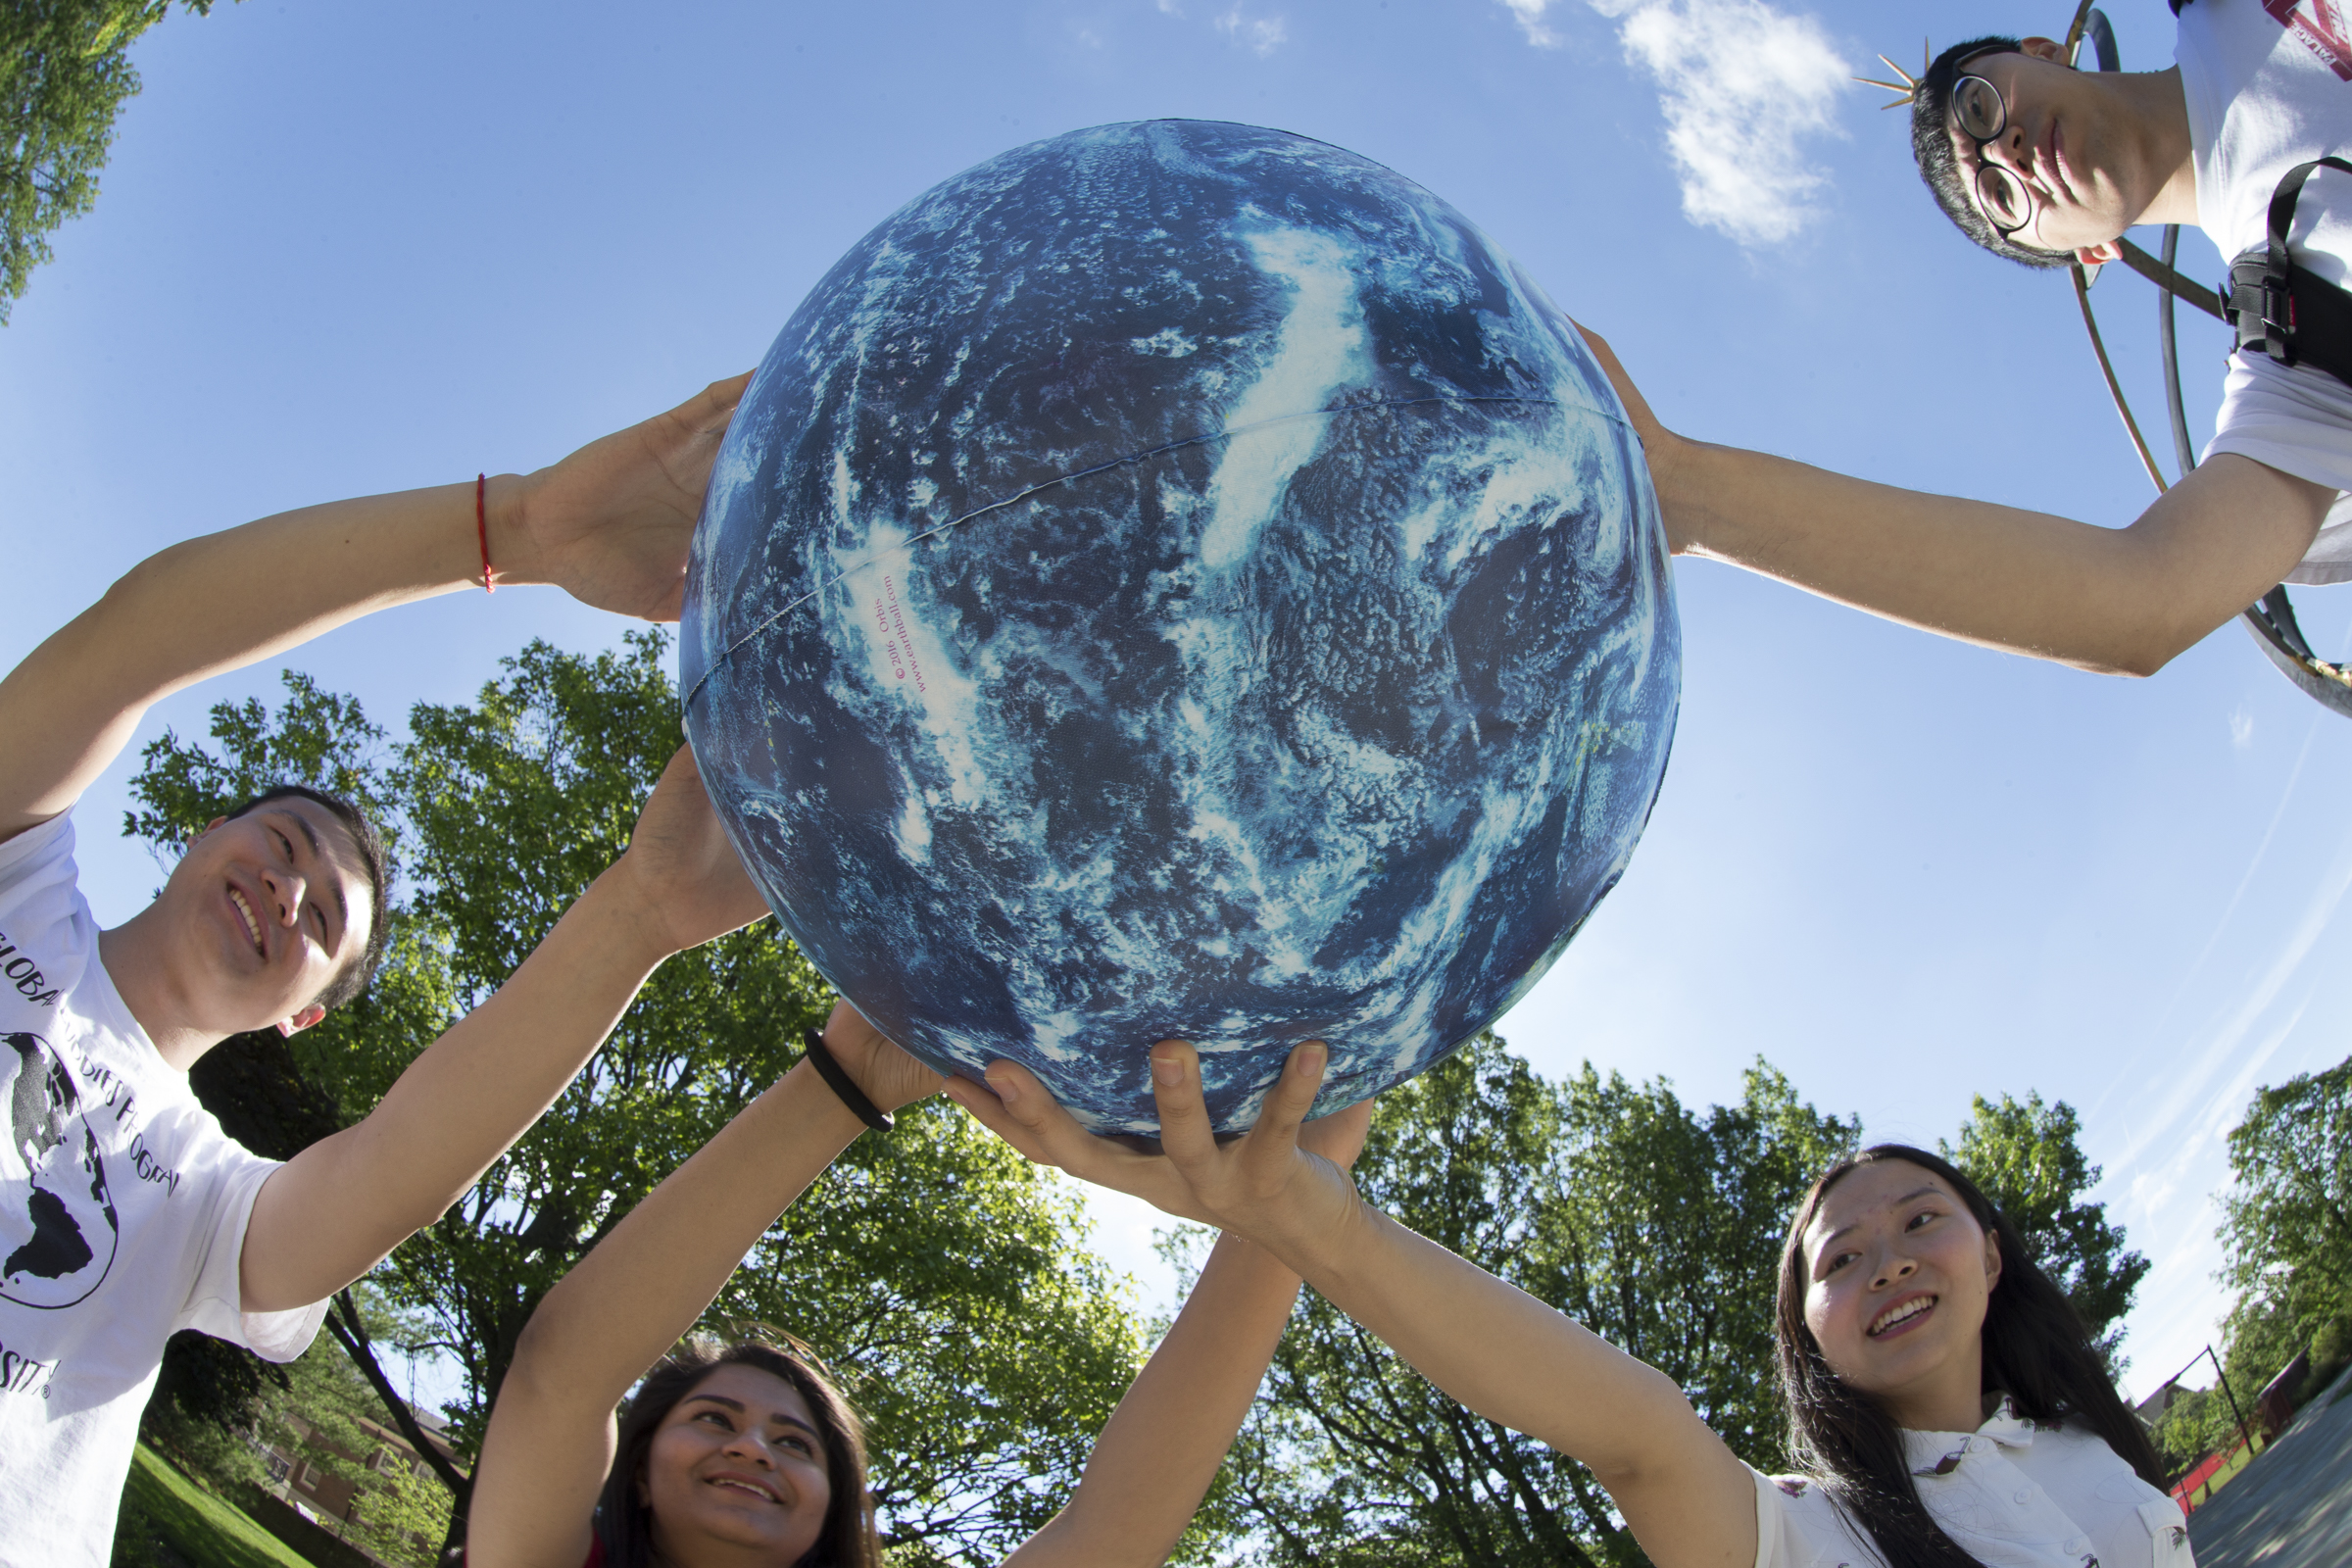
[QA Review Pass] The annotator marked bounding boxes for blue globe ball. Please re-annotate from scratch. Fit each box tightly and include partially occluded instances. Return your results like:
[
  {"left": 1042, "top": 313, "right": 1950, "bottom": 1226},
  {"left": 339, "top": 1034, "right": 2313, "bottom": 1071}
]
[{"left": 682, "top": 121, "right": 1679, "bottom": 1137}]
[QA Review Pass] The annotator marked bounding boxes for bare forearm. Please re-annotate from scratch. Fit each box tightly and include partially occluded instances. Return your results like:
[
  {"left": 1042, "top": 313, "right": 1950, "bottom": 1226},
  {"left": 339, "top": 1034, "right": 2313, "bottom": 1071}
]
[
  {"left": 1667, "top": 444, "right": 2330, "bottom": 677},
  {"left": 508, "top": 1064, "right": 863, "bottom": 1414},
  {"left": 0, "top": 480, "right": 523, "bottom": 833},
  {"left": 242, "top": 869, "right": 672, "bottom": 1308},
  {"left": 1272, "top": 1203, "right": 1681, "bottom": 1471},
  {"left": 1008, "top": 1232, "right": 1301, "bottom": 1568},
  {"left": 1259, "top": 1200, "right": 1754, "bottom": 1568}
]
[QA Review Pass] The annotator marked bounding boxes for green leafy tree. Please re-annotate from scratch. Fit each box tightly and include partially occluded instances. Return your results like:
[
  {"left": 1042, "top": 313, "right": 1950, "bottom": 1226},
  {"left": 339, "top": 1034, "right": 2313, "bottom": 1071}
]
[
  {"left": 251, "top": 1295, "right": 455, "bottom": 1568},
  {"left": 1940, "top": 1092, "right": 2148, "bottom": 1372},
  {"left": 124, "top": 633, "right": 1151, "bottom": 1564},
  {"left": 1225, "top": 1038, "right": 1858, "bottom": 1568},
  {"left": 2220, "top": 1055, "right": 2352, "bottom": 1347},
  {"left": 2153, "top": 1055, "right": 2352, "bottom": 1471},
  {"left": 1, "top": 1, "right": 222, "bottom": 323}
]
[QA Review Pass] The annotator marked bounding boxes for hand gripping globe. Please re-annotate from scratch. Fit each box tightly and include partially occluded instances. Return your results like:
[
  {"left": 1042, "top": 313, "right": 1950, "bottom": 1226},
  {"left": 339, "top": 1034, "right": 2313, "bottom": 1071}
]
[{"left": 682, "top": 121, "right": 1679, "bottom": 1137}]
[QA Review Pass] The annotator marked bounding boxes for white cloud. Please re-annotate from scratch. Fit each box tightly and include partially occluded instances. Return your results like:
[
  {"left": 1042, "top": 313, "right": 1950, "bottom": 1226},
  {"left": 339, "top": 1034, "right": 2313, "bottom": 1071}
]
[
  {"left": 1499, "top": 0, "right": 1561, "bottom": 46},
  {"left": 2231, "top": 707, "right": 2256, "bottom": 749},
  {"left": 1498, "top": 0, "right": 1850, "bottom": 248},
  {"left": 1216, "top": 6, "right": 1288, "bottom": 56}
]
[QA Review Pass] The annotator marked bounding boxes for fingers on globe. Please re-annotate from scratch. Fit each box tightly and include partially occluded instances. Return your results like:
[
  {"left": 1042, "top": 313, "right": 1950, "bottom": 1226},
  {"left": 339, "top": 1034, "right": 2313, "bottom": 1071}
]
[
  {"left": 1277, "top": 1042, "right": 1329, "bottom": 1121},
  {"left": 1150, "top": 1043, "right": 1222, "bottom": 1169},
  {"left": 1250, "top": 1043, "right": 1329, "bottom": 1152},
  {"left": 956, "top": 1060, "right": 1093, "bottom": 1174},
  {"left": 939, "top": 1074, "right": 1012, "bottom": 1134}
]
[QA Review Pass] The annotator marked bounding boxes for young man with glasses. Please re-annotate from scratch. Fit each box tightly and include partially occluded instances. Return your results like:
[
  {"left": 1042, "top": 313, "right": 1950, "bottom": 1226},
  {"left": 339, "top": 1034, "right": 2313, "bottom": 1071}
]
[{"left": 1592, "top": 1, "right": 2349, "bottom": 678}]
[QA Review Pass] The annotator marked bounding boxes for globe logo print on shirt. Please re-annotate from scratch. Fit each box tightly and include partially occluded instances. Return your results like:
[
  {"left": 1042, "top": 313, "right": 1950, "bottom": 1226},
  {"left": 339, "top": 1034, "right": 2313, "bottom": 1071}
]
[
  {"left": 683, "top": 120, "right": 1680, "bottom": 1137},
  {"left": 1, "top": 1032, "right": 119, "bottom": 1309}
]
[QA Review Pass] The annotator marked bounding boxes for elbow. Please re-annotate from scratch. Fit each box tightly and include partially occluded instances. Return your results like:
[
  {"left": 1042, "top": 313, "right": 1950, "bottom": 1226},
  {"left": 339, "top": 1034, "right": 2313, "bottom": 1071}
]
[
  {"left": 2110, "top": 634, "right": 2193, "bottom": 679},
  {"left": 1006, "top": 1519, "right": 1178, "bottom": 1568},
  {"left": 1581, "top": 1365, "right": 1711, "bottom": 1495},
  {"left": 108, "top": 540, "right": 203, "bottom": 608},
  {"left": 2070, "top": 624, "right": 2193, "bottom": 679},
  {"left": 504, "top": 1304, "right": 567, "bottom": 1400},
  {"left": 2093, "top": 647, "right": 2173, "bottom": 679}
]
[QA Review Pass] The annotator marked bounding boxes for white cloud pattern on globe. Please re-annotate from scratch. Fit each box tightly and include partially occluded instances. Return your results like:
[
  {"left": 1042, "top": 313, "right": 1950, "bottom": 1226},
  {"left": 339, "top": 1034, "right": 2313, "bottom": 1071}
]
[{"left": 683, "top": 121, "right": 1680, "bottom": 1136}]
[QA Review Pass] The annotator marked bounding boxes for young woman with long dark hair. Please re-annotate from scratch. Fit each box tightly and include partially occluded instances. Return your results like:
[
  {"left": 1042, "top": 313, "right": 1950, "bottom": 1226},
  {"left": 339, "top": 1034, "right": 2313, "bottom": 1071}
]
[
  {"left": 466, "top": 1006, "right": 1369, "bottom": 1568},
  {"left": 951, "top": 1040, "right": 2193, "bottom": 1568}
]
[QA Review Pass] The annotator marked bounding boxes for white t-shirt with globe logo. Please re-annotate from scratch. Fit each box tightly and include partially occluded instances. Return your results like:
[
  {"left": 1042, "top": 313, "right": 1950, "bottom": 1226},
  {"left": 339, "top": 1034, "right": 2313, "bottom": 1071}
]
[{"left": 0, "top": 811, "right": 326, "bottom": 1566}]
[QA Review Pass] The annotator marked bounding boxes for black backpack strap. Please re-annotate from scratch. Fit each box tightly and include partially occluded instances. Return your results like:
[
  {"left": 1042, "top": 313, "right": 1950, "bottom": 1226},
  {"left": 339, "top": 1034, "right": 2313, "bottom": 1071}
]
[
  {"left": 2226, "top": 156, "right": 2352, "bottom": 385},
  {"left": 2114, "top": 236, "right": 2226, "bottom": 320}
]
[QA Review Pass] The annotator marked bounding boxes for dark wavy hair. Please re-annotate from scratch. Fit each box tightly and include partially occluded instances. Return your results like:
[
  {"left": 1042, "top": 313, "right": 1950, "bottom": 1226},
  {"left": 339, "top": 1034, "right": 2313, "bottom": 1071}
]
[
  {"left": 1772, "top": 1145, "right": 2166, "bottom": 1568},
  {"left": 1910, "top": 36, "right": 2076, "bottom": 270},
  {"left": 595, "top": 1335, "right": 879, "bottom": 1568},
  {"left": 222, "top": 784, "right": 390, "bottom": 1010}
]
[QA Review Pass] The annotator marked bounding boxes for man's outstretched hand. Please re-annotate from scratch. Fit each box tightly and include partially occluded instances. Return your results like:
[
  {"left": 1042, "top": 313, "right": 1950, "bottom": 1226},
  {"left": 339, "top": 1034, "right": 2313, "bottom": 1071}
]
[
  {"left": 944, "top": 1039, "right": 1373, "bottom": 1249},
  {"left": 502, "top": 371, "right": 753, "bottom": 619},
  {"left": 1573, "top": 322, "right": 1704, "bottom": 557}
]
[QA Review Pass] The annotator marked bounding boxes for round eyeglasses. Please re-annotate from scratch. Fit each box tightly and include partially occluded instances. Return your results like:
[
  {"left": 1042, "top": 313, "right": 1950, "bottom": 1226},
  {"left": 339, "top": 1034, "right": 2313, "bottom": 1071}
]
[{"left": 1951, "top": 74, "right": 2035, "bottom": 236}]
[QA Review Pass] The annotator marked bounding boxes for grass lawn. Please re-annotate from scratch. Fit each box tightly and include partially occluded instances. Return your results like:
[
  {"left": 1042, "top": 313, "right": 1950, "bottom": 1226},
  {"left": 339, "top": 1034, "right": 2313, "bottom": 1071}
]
[{"left": 119, "top": 1444, "right": 315, "bottom": 1568}]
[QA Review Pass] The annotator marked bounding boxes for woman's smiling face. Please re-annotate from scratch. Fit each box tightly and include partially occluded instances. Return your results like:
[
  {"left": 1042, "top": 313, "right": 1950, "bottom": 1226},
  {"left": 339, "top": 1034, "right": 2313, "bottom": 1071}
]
[
  {"left": 642, "top": 1362, "right": 833, "bottom": 1567},
  {"left": 1801, "top": 1159, "right": 2003, "bottom": 1432}
]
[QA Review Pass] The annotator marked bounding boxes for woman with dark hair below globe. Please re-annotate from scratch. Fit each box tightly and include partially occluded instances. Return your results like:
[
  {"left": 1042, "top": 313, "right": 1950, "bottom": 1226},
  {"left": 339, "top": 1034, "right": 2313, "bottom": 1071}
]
[
  {"left": 466, "top": 1006, "right": 1371, "bottom": 1568},
  {"left": 949, "top": 1042, "right": 2193, "bottom": 1567}
]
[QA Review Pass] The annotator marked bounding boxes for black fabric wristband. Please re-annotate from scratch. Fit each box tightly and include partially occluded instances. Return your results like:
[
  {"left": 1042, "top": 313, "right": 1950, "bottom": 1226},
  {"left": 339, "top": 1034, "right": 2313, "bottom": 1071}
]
[{"left": 804, "top": 1027, "right": 893, "bottom": 1133}]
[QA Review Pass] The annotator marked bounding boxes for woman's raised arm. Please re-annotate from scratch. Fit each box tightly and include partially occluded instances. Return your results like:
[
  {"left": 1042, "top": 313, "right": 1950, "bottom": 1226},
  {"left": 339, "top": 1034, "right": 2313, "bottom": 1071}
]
[
  {"left": 948, "top": 1042, "right": 1762, "bottom": 1568},
  {"left": 1004, "top": 1102, "right": 1370, "bottom": 1568},
  {"left": 466, "top": 1004, "right": 941, "bottom": 1568}
]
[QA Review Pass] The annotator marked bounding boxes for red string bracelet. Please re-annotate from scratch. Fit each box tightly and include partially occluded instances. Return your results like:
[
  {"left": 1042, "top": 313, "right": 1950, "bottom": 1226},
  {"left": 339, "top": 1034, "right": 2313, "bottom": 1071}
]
[{"left": 475, "top": 472, "right": 495, "bottom": 593}]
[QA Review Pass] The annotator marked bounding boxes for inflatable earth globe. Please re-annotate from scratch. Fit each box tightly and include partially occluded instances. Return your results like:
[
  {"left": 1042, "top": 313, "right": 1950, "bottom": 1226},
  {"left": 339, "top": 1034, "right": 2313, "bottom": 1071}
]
[{"left": 682, "top": 120, "right": 1679, "bottom": 1137}]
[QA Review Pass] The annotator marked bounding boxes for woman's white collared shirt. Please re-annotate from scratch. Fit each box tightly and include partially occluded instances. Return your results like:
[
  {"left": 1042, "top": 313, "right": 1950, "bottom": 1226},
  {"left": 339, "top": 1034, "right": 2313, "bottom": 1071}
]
[{"left": 1749, "top": 1399, "right": 2193, "bottom": 1568}]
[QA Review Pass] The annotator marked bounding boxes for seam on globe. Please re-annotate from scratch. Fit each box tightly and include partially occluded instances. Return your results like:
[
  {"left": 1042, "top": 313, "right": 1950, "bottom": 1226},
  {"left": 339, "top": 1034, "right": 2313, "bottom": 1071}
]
[{"left": 681, "top": 391, "right": 1607, "bottom": 714}]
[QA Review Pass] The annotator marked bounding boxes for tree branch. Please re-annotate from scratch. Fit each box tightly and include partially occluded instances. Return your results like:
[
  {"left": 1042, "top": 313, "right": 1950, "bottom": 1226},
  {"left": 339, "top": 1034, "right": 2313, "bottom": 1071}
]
[{"left": 323, "top": 1290, "right": 472, "bottom": 1506}]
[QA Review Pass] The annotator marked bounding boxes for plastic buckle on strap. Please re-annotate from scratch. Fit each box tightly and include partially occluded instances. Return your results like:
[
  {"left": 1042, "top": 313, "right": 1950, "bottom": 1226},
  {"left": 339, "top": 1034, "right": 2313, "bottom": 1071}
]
[{"left": 2228, "top": 252, "right": 2296, "bottom": 364}]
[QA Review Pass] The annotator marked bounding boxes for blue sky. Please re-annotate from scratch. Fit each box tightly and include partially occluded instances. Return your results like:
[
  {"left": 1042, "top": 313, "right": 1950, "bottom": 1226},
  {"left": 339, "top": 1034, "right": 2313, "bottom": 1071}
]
[{"left": 3, "top": 0, "right": 2343, "bottom": 1410}]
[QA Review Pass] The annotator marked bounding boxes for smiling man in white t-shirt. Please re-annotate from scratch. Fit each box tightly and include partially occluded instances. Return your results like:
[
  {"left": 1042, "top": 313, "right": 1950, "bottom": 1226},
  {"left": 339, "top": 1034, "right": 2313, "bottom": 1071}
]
[
  {"left": 1587, "top": 0, "right": 2352, "bottom": 681},
  {"left": 0, "top": 372, "right": 772, "bottom": 1564}
]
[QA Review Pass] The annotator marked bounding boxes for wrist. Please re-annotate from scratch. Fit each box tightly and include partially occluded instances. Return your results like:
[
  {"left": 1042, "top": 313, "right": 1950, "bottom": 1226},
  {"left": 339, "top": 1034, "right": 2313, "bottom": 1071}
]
[
  {"left": 1206, "top": 1229, "right": 1307, "bottom": 1294},
  {"left": 1276, "top": 1182, "right": 1374, "bottom": 1277},
  {"left": 781, "top": 1057, "right": 874, "bottom": 1142},
  {"left": 481, "top": 471, "right": 541, "bottom": 586},
  {"left": 1215, "top": 1181, "right": 1358, "bottom": 1273},
  {"left": 1650, "top": 434, "right": 1724, "bottom": 558},
  {"left": 802, "top": 1026, "right": 895, "bottom": 1131},
  {"left": 575, "top": 862, "right": 683, "bottom": 969}
]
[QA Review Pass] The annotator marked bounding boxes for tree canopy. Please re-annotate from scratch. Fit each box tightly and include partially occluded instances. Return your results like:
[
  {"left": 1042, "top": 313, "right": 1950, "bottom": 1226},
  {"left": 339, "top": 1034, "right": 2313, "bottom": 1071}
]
[
  {"left": 1, "top": 1, "right": 214, "bottom": 323},
  {"left": 2145, "top": 1054, "right": 2352, "bottom": 1472},
  {"left": 1942, "top": 1091, "right": 2149, "bottom": 1372},
  {"left": 2221, "top": 1055, "right": 2352, "bottom": 1341}
]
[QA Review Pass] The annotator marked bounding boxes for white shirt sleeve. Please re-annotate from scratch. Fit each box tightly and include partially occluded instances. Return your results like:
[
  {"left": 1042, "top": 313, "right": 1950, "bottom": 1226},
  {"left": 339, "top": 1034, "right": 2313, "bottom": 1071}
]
[
  {"left": 1751, "top": 1465, "right": 1784, "bottom": 1568},
  {"left": 2205, "top": 352, "right": 2352, "bottom": 586},
  {"left": 175, "top": 1155, "right": 329, "bottom": 1363},
  {"left": 1748, "top": 1465, "right": 1865, "bottom": 1568}
]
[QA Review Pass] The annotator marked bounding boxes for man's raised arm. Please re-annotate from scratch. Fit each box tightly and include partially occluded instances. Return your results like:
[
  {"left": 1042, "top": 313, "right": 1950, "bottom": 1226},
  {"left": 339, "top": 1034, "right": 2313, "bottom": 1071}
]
[
  {"left": 1580, "top": 326, "right": 2334, "bottom": 678},
  {"left": 0, "top": 373, "right": 747, "bottom": 841},
  {"left": 237, "top": 746, "right": 772, "bottom": 1314}
]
